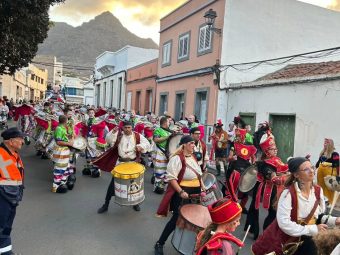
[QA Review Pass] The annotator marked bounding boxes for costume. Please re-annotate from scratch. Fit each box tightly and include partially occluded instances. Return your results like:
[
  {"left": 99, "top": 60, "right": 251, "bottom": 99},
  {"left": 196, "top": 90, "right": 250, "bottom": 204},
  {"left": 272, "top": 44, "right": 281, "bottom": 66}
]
[
  {"left": 155, "top": 151, "right": 203, "bottom": 254},
  {"left": 0, "top": 139, "right": 24, "bottom": 255},
  {"left": 153, "top": 126, "right": 172, "bottom": 193},
  {"left": 195, "top": 187, "right": 243, "bottom": 255},
  {"left": 245, "top": 132, "right": 288, "bottom": 240},
  {"left": 209, "top": 120, "right": 229, "bottom": 176},
  {"left": 94, "top": 128, "right": 150, "bottom": 212},
  {"left": 193, "top": 139, "right": 208, "bottom": 171},
  {"left": 52, "top": 124, "right": 74, "bottom": 193},
  {"left": 225, "top": 128, "right": 257, "bottom": 211},
  {"left": 80, "top": 116, "right": 107, "bottom": 178},
  {"left": 316, "top": 151, "right": 339, "bottom": 204},
  {"left": 252, "top": 183, "right": 337, "bottom": 255},
  {"left": 14, "top": 104, "right": 35, "bottom": 145}
]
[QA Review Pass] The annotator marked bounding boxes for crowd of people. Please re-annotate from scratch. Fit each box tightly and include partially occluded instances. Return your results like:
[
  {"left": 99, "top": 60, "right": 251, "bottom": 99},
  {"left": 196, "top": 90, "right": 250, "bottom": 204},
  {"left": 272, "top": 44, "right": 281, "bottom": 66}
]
[{"left": 0, "top": 93, "right": 340, "bottom": 255}]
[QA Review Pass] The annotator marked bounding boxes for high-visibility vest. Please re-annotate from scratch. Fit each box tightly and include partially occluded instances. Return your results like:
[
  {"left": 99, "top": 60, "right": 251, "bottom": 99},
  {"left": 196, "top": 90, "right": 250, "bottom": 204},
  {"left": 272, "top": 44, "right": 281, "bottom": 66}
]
[{"left": 0, "top": 147, "right": 24, "bottom": 186}]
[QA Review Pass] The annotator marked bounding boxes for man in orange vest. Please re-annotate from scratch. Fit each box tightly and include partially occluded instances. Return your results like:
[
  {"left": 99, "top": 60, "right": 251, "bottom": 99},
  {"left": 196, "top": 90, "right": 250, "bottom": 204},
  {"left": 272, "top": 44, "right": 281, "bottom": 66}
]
[{"left": 0, "top": 127, "right": 25, "bottom": 255}]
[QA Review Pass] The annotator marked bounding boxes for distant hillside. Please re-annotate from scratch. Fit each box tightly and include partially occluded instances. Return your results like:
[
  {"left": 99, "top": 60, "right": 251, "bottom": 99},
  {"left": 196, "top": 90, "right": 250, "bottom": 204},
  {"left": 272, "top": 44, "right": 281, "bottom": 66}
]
[{"left": 38, "top": 11, "right": 158, "bottom": 76}]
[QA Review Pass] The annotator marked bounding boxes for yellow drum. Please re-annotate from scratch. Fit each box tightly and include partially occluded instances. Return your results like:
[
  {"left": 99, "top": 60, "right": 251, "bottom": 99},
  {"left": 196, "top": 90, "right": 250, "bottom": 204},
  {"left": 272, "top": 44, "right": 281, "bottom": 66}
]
[
  {"left": 111, "top": 162, "right": 145, "bottom": 206},
  {"left": 317, "top": 162, "right": 336, "bottom": 204}
]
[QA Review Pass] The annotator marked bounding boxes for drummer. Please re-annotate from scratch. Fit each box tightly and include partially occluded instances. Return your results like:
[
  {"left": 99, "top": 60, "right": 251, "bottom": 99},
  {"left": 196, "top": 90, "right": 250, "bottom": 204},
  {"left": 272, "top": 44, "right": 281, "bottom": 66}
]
[
  {"left": 195, "top": 198, "right": 243, "bottom": 255},
  {"left": 154, "top": 135, "right": 204, "bottom": 255},
  {"left": 190, "top": 127, "right": 209, "bottom": 172},
  {"left": 52, "top": 115, "right": 74, "bottom": 193},
  {"left": 64, "top": 108, "right": 77, "bottom": 183},
  {"left": 96, "top": 120, "right": 150, "bottom": 213}
]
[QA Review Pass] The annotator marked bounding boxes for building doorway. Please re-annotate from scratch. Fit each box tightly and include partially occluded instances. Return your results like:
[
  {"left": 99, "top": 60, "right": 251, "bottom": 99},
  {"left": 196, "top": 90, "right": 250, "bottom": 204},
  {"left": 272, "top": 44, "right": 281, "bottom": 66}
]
[{"left": 269, "top": 114, "right": 296, "bottom": 163}]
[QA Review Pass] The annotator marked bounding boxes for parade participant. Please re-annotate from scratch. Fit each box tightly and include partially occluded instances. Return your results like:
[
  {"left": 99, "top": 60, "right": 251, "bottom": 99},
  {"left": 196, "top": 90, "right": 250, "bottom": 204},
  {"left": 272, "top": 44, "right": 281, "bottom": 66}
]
[
  {"left": 81, "top": 108, "right": 107, "bottom": 178},
  {"left": 95, "top": 120, "right": 150, "bottom": 213},
  {"left": 245, "top": 132, "right": 289, "bottom": 240},
  {"left": 252, "top": 157, "right": 340, "bottom": 255},
  {"left": 316, "top": 138, "right": 339, "bottom": 205},
  {"left": 34, "top": 102, "right": 57, "bottom": 159},
  {"left": 152, "top": 116, "right": 172, "bottom": 194},
  {"left": 313, "top": 228, "right": 340, "bottom": 255},
  {"left": 187, "top": 115, "right": 199, "bottom": 129},
  {"left": 64, "top": 108, "right": 77, "bottom": 179},
  {"left": 195, "top": 198, "right": 243, "bottom": 255},
  {"left": 52, "top": 115, "right": 74, "bottom": 193},
  {"left": 208, "top": 119, "right": 228, "bottom": 176},
  {"left": 0, "top": 127, "right": 25, "bottom": 255},
  {"left": 226, "top": 127, "right": 257, "bottom": 213},
  {"left": 14, "top": 101, "right": 35, "bottom": 145},
  {"left": 154, "top": 135, "right": 204, "bottom": 255},
  {"left": 191, "top": 127, "right": 208, "bottom": 172}
]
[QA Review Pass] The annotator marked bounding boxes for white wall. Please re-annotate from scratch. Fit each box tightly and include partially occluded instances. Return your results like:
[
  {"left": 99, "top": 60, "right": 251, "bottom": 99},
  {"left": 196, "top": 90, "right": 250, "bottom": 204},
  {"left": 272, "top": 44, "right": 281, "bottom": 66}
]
[
  {"left": 94, "top": 46, "right": 158, "bottom": 108},
  {"left": 222, "top": 78, "right": 340, "bottom": 164},
  {"left": 218, "top": 0, "right": 340, "bottom": 121}
]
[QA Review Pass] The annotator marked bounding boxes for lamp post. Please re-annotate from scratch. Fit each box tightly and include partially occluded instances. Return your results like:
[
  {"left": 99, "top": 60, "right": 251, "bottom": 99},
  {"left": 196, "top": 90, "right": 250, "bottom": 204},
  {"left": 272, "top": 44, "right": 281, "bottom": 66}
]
[{"left": 204, "top": 8, "right": 222, "bottom": 35}]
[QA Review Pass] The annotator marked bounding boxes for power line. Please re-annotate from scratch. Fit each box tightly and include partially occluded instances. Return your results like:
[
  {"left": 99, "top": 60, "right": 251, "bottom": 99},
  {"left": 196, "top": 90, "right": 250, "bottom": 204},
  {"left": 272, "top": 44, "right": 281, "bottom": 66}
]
[
  {"left": 219, "top": 46, "right": 340, "bottom": 72},
  {"left": 31, "top": 61, "right": 93, "bottom": 71}
]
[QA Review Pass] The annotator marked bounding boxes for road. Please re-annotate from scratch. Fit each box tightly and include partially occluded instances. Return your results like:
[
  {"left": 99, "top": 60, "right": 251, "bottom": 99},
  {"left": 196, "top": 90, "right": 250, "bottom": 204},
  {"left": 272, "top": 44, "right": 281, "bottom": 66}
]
[{"left": 9, "top": 134, "right": 266, "bottom": 255}]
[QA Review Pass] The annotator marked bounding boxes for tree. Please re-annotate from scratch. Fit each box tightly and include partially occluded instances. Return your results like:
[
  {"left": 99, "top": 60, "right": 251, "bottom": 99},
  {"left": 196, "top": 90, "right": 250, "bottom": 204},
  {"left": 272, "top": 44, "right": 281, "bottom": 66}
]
[{"left": 0, "top": 0, "right": 65, "bottom": 75}]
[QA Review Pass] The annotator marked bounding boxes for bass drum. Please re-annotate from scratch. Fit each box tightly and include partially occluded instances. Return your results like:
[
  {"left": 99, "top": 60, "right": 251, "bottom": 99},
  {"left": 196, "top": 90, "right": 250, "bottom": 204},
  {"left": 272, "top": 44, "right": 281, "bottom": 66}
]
[
  {"left": 167, "top": 134, "right": 183, "bottom": 157},
  {"left": 238, "top": 164, "right": 258, "bottom": 193}
]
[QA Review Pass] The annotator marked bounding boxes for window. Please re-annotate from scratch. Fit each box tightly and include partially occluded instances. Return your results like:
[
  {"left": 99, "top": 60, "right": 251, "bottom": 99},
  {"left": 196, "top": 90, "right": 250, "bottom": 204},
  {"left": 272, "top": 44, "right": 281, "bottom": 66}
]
[
  {"left": 66, "top": 88, "right": 84, "bottom": 96},
  {"left": 109, "top": 80, "right": 114, "bottom": 107},
  {"left": 31, "top": 74, "right": 35, "bottom": 80},
  {"left": 178, "top": 32, "right": 190, "bottom": 61},
  {"left": 195, "top": 90, "right": 208, "bottom": 124},
  {"left": 159, "top": 94, "right": 168, "bottom": 116},
  {"left": 198, "top": 25, "right": 212, "bottom": 54},
  {"left": 162, "top": 41, "right": 172, "bottom": 67},
  {"left": 175, "top": 92, "right": 186, "bottom": 121}
]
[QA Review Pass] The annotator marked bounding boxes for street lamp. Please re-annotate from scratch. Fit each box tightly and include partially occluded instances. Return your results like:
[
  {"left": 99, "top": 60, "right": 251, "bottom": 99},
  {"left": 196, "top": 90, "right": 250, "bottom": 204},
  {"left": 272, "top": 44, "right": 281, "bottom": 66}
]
[{"left": 204, "top": 8, "right": 222, "bottom": 35}]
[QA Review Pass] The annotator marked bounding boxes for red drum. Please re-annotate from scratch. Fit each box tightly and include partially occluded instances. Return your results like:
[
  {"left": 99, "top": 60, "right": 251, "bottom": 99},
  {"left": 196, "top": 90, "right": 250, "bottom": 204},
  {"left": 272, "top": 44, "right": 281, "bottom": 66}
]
[{"left": 172, "top": 204, "right": 212, "bottom": 255}]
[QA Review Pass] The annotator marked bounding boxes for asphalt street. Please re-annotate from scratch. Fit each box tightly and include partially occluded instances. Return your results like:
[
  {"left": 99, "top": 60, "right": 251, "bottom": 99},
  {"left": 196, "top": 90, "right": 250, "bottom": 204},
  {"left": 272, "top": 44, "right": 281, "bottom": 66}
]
[{"left": 9, "top": 134, "right": 266, "bottom": 255}]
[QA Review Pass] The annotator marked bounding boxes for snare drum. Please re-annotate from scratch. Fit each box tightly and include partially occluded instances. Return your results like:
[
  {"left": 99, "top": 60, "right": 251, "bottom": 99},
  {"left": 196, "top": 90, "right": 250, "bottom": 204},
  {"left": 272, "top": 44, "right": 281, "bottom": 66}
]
[
  {"left": 172, "top": 204, "right": 212, "bottom": 255},
  {"left": 111, "top": 162, "right": 145, "bottom": 206},
  {"left": 201, "top": 173, "right": 223, "bottom": 207}
]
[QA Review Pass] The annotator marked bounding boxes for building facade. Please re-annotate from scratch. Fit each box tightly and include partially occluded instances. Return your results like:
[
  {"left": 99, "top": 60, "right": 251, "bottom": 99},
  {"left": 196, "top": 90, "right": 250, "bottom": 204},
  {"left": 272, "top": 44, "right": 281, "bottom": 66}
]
[
  {"left": 33, "top": 55, "right": 63, "bottom": 88},
  {"left": 0, "top": 70, "right": 26, "bottom": 102},
  {"left": 218, "top": 0, "right": 340, "bottom": 125},
  {"left": 223, "top": 61, "right": 340, "bottom": 164},
  {"left": 94, "top": 45, "right": 159, "bottom": 109},
  {"left": 83, "top": 80, "right": 94, "bottom": 106},
  {"left": 126, "top": 59, "right": 157, "bottom": 114},
  {"left": 155, "top": 0, "right": 225, "bottom": 125},
  {"left": 26, "top": 64, "right": 48, "bottom": 101},
  {"left": 61, "top": 76, "right": 85, "bottom": 104}
]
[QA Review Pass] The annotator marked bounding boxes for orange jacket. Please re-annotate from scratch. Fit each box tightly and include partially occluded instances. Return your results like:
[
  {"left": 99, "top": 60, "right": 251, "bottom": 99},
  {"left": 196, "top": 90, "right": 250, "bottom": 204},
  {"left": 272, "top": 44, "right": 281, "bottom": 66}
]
[{"left": 0, "top": 146, "right": 24, "bottom": 185}]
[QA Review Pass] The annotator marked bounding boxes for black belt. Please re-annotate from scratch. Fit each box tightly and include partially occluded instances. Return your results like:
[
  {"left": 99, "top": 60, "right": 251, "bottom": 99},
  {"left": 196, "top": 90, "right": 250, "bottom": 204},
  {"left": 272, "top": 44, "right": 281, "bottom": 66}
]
[{"left": 119, "top": 157, "right": 136, "bottom": 162}]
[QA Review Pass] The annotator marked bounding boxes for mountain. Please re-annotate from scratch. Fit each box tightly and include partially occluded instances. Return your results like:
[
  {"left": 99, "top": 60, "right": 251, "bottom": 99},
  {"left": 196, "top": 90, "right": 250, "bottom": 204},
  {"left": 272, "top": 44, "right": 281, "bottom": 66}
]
[{"left": 37, "top": 11, "right": 158, "bottom": 76}]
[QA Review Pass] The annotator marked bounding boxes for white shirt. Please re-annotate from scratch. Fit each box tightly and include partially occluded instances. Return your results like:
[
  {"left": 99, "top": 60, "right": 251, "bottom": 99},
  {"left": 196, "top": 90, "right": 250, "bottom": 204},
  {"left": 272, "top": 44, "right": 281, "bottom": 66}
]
[
  {"left": 106, "top": 130, "right": 150, "bottom": 159},
  {"left": 277, "top": 182, "right": 337, "bottom": 237},
  {"left": 166, "top": 155, "right": 202, "bottom": 181},
  {"left": 194, "top": 141, "right": 209, "bottom": 166}
]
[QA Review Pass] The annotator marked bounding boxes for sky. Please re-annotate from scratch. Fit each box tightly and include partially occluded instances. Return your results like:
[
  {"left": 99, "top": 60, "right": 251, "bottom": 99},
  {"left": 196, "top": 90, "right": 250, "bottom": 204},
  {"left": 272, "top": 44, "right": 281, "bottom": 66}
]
[{"left": 49, "top": 0, "right": 340, "bottom": 44}]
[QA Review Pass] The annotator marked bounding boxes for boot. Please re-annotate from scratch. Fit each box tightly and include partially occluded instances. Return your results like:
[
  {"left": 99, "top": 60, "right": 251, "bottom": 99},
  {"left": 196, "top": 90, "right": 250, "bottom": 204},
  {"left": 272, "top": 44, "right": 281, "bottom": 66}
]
[
  {"left": 91, "top": 169, "right": 101, "bottom": 178},
  {"left": 154, "top": 242, "right": 164, "bottom": 255},
  {"left": 151, "top": 175, "right": 155, "bottom": 185},
  {"left": 82, "top": 167, "right": 91, "bottom": 176},
  {"left": 36, "top": 150, "right": 43, "bottom": 156},
  {"left": 133, "top": 204, "right": 141, "bottom": 211},
  {"left": 52, "top": 184, "right": 68, "bottom": 193},
  {"left": 41, "top": 152, "right": 49, "bottom": 159},
  {"left": 97, "top": 202, "right": 109, "bottom": 214}
]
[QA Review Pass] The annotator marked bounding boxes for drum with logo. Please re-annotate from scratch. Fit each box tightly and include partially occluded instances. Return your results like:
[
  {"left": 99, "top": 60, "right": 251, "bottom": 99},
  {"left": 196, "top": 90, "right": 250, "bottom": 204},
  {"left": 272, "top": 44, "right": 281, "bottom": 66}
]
[
  {"left": 172, "top": 204, "right": 211, "bottom": 255},
  {"left": 111, "top": 162, "right": 145, "bottom": 206},
  {"left": 201, "top": 173, "right": 223, "bottom": 207}
]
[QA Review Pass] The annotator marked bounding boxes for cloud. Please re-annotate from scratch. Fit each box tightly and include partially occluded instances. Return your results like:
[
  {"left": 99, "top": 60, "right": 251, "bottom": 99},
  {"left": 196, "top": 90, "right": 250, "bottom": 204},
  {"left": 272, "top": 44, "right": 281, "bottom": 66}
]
[{"left": 51, "top": 0, "right": 186, "bottom": 26}]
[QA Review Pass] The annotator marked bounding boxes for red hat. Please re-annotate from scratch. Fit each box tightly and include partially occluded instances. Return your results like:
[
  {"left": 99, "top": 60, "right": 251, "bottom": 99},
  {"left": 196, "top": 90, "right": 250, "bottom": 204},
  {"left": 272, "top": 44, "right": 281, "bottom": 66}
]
[
  {"left": 95, "top": 109, "right": 107, "bottom": 117},
  {"left": 214, "top": 119, "right": 223, "bottom": 127},
  {"left": 259, "top": 132, "right": 276, "bottom": 152},
  {"left": 265, "top": 156, "right": 288, "bottom": 173},
  {"left": 209, "top": 199, "right": 242, "bottom": 224}
]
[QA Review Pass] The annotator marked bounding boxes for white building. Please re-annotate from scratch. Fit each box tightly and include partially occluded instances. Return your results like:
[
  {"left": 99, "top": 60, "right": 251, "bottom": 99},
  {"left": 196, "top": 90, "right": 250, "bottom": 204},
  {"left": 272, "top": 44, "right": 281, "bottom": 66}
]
[
  {"left": 83, "top": 79, "right": 94, "bottom": 106},
  {"left": 94, "top": 45, "right": 158, "bottom": 108},
  {"left": 61, "top": 76, "right": 85, "bottom": 104},
  {"left": 217, "top": 0, "right": 340, "bottom": 123},
  {"left": 224, "top": 60, "right": 340, "bottom": 164}
]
